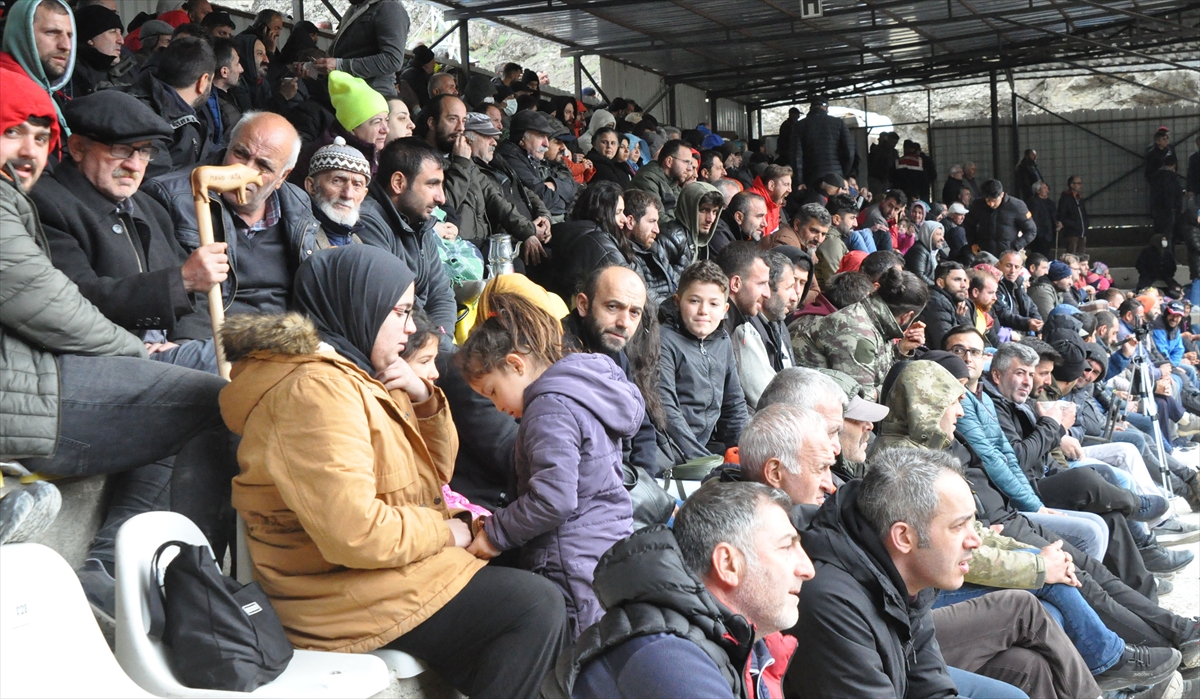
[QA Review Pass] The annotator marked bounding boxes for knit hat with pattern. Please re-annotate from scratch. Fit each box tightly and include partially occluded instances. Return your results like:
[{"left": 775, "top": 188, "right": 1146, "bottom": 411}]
[{"left": 308, "top": 136, "right": 372, "bottom": 182}]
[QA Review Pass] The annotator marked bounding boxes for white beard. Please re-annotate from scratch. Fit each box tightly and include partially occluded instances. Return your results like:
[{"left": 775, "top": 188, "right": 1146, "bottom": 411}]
[{"left": 317, "top": 198, "right": 360, "bottom": 227}]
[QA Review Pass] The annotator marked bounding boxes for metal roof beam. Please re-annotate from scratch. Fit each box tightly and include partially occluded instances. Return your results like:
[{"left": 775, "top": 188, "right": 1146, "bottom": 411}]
[
  {"left": 704, "top": 13, "right": 1196, "bottom": 99},
  {"left": 558, "top": 3, "right": 1141, "bottom": 56},
  {"left": 998, "top": 15, "right": 1200, "bottom": 72},
  {"left": 445, "top": 0, "right": 646, "bottom": 20}
]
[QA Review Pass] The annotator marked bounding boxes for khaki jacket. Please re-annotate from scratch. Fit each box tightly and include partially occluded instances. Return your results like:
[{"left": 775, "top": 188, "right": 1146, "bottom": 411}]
[{"left": 218, "top": 314, "right": 485, "bottom": 653}]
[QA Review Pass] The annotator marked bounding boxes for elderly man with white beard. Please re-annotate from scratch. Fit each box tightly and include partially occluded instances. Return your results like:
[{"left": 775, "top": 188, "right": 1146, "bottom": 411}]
[{"left": 303, "top": 137, "right": 372, "bottom": 248}]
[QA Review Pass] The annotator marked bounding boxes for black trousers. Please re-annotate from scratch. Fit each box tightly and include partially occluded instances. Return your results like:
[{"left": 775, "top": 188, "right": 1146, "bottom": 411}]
[
  {"left": 1002, "top": 515, "right": 1192, "bottom": 650},
  {"left": 1036, "top": 466, "right": 1139, "bottom": 517},
  {"left": 386, "top": 565, "right": 569, "bottom": 699}
]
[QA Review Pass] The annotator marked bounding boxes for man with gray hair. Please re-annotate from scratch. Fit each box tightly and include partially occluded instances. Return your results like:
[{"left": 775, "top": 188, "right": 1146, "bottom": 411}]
[
  {"left": 758, "top": 366, "right": 890, "bottom": 479},
  {"left": 739, "top": 404, "right": 839, "bottom": 506},
  {"left": 146, "top": 111, "right": 321, "bottom": 317},
  {"left": 548, "top": 481, "right": 814, "bottom": 699},
  {"left": 304, "top": 137, "right": 372, "bottom": 248},
  {"left": 786, "top": 447, "right": 1011, "bottom": 699}
]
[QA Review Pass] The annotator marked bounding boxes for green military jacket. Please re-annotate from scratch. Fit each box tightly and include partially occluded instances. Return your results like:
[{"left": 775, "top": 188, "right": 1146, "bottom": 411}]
[{"left": 791, "top": 294, "right": 910, "bottom": 401}]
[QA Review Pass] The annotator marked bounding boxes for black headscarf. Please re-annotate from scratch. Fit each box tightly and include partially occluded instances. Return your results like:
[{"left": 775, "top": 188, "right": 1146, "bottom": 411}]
[{"left": 291, "top": 246, "right": 416, "bottom": 372}]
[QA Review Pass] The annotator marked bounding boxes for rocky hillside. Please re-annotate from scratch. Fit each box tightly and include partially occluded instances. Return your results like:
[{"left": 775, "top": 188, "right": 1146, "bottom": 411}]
[
  {"left": 238, "top": 0, "right": 597, "bottom": 90},
  {"left": 234, "top": 0, "right": 1191, "bottom": 139}
]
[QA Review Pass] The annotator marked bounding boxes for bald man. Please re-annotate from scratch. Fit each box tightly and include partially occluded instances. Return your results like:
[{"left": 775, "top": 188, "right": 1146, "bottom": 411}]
[
  {"left": 564, "top": 265, "right": 667, "bottom": 476},
  {"left": 146, "top": 111, "right": 323, "bottom": 316}
]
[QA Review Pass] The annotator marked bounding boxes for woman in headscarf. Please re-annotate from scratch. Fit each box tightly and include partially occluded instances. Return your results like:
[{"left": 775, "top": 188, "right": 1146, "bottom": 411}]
[
  {"left": 577, "top": 107, "right": 615, "bottom": 154},
  {"left": 905, "top": 219, "right": 945, "bottom": 286},
  {"left": 584, "top": 126, "right": 630, "bottom": 186},
  {"left": 217, "top": 246, "right": 567, "bottom": 698}
]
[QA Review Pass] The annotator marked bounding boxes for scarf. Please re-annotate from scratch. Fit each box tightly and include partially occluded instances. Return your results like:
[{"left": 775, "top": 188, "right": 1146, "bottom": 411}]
[{"left": 291, "top": 245, "right": 416, "bottom": 372}]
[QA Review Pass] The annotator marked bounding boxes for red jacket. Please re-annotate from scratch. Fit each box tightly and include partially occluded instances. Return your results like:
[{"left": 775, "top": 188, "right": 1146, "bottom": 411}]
[{"left": 749, "top": 176, "right": 782, "bottom": 237}]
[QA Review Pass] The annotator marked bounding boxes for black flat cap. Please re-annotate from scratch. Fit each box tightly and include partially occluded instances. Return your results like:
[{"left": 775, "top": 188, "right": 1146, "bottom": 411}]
[
  {"left": 64, "top": 91, "right": 173, "bottom": 145},
  {"left": 509, "top": 109, "right": 553, "bottom": 136}
]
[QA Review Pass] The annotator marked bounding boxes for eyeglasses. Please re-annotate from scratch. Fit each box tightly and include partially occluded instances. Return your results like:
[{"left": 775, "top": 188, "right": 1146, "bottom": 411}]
[
  {"left": 108, "top": 143, "right": 156, "bottom": 162},
  {"left": 949, "top": 346, "right": 984, "bottom": 359},
  {"left": 392, "top": 306, "right": 413, "bottom": 323}
]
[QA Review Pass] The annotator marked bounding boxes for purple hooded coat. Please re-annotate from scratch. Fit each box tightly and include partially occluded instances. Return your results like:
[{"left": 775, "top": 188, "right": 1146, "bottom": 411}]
[{"left": 483, "top": 352, "right": 643, "bottom": 637}]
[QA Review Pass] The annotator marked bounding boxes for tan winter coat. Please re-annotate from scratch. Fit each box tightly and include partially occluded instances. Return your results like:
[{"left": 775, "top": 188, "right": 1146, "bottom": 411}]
[{"left": 218, "top": 314, "right": 485, "bottom": 653}]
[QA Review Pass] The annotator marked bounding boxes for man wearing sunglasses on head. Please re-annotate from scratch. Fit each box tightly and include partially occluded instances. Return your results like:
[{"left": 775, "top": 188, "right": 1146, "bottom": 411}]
[{"left": 31, "top": 90, "right": 227, "bottom": 374}]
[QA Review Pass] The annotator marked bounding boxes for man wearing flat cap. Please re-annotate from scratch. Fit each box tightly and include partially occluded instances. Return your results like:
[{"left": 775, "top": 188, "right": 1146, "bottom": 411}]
[
  {"left": 495, "top": 109, "right": 572, "bottom": 219},
  {"left": 464, "top": 111, "right": 553, "bottom": 249},
  {"left": 30, "top": 90, "right": 227, "bottom": 373}
]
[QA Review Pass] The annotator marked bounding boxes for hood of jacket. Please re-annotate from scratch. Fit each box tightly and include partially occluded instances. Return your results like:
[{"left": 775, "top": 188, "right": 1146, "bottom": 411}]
[
  {"left": 862, "top": 293, "right": 907, "bottom": 342},
  {"left": 232, "top": 33, "right": 265, "bottom": 85},
  {"left": 525, "top": 352, "right": 644, "bottom": 440},
  {"left": 2, "top": 0, "right": 75, "bottom": 93},
  {"left": 546, "top": 524, "right": 756, "bottom": 698},
  {"left": 803, "top": 480, "right": 933, "bottom": 627},
  {"left": 677, "top": 180, "right": 723, "bottom": 246},
  {"left": 218, "top": 312, "right": 347, "bottom": 435},
  {"left": 915, "top": 220, "right": 943, "bottom": 252},
  {"left": 592, "top": 525, "right": 745, "bottom": 637},
  {"left": 878, "top": 361, "right": 964, "bottom": 451}
]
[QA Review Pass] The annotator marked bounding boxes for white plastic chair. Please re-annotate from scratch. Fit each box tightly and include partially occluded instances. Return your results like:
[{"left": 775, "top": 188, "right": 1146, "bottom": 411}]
[
  {"left": 114, "top": 511, "right": 390, "bottom": 697},
  {"left": 0, "top": 542, "right": 154, "bottom": 698}
]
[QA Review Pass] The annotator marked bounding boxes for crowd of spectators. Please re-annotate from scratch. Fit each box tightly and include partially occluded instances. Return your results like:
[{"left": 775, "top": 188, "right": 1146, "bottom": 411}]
[{"left": 2, "top": 1, "right": 1200, "bottom": 698}]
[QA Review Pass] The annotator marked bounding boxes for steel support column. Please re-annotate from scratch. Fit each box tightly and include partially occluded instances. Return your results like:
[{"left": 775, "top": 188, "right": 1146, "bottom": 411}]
[
  {"left": 573, "top": 56, "right": 583, "bottom": 100},
  {"left": 668, "top": 83, "right": 678, "bottom": 128},
  {"left": 989, "top": 70, "right": 1000, "bottom": 181},
  {"left": 458, "top": 20, "right": 470, "bottom": 69},
  {"left": 1009, "top": 78, "right": 1020, "bottom": 189},
  {"left": 291, "top": 0, "right": 303, "bottom": 23},
  {"left": 747, "top": 104, "right": 755, "bottom": 140},
  {"left": 709, "top": 95, "right": 718, "bottom": 134}
]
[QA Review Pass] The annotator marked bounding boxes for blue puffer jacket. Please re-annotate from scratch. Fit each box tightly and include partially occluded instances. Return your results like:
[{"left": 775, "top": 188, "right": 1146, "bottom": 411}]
[
  {"left": 957, "top": 389, "right": 1043, "bottom": 512},
  {"left": 1151, "top": 317, "right": 1184, "bottom": 366}
]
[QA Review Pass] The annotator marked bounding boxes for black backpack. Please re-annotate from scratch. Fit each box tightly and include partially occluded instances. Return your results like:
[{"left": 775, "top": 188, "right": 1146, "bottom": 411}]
[{"left": 148, "top": 541, "right": 293, "bottom": 691}]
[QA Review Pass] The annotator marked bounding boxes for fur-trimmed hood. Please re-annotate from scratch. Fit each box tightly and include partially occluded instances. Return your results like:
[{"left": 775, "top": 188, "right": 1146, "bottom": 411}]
[
  {"left": 218, "top": 313, "right": 358, "bottom": 436},
  {"left": 221, "top": 313, "right": 321, "bottom": 362}
]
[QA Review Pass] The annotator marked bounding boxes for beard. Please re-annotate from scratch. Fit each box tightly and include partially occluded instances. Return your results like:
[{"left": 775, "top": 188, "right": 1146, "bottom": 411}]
[
  {"left": 763, "top": 294, "right": 789, "bottom": 323},
  {"left": 434, "top": 125, "right": 460, "bottom": 154},
  {"left": 731, "top": 557, "right": 800, "bottom": 637},
  {"left": 40, "top": 54, "right": 68, "bottom": 80},
  {"left": 316, "top": 197, "right": 360, "bottom": 227},
  {"left": 584, "top": 312, "right": 627, "bottom": 353}
]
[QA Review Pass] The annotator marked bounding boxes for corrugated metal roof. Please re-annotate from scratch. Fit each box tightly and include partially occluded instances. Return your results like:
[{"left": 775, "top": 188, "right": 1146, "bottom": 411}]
[{"left": 435, "top": 0, "right": 1200, "bottom": 106}]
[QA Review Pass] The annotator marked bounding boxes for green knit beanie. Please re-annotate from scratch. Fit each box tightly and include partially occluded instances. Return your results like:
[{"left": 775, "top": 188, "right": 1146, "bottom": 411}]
[{"left": 329, "top": 70, "right": 388, "bottom": 132}]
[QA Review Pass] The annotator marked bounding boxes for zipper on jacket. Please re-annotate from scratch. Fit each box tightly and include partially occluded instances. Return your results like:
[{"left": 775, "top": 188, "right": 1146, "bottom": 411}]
[{"left": 117, "top": 217, "right": 145, "bottom": 273}]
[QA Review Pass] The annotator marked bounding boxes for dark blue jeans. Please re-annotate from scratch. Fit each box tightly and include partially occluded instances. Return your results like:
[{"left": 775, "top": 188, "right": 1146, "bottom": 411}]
[
  {"left": 934, "top": 577, "right": 1124, "bottom": 674},
  {"left": 948, "top": 667, "right": 1029, "bottom": 699},
  {"left": 22, "top": 354, "right": 237, "bottom": 563}
]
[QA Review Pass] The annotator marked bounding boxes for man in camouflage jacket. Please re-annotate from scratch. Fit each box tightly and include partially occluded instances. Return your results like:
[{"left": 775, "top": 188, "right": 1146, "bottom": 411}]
[{"left": 791, "top": 293, "right": 914, "bottom": 401}]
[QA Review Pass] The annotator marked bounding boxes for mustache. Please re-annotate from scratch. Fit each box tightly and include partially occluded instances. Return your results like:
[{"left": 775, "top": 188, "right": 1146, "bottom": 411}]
[
  {"left": 6, "top": 158, "right": 38, "bottom": 171},
  {"left": 113, "top": 167, "right": 139, "bottom": 179}
]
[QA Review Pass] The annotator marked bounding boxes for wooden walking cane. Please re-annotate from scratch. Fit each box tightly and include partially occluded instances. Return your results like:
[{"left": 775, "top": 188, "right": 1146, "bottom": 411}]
[{"left": 190, "top": 164, "right": 264, "bottom": 379}]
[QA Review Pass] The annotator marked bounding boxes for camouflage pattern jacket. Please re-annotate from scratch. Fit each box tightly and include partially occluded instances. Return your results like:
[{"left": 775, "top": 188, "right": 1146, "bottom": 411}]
[
  {"left": 870, "top": 361, "right": 1047, "bottom": 590},
  {"left": 791, "top": 294, "right": 910, "bottom": 401}
]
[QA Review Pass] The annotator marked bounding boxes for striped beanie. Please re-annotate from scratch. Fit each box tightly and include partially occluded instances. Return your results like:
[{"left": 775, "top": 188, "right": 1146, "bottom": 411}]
[{"left": 308, "top": 137, "right": 372, "bottom": 182}]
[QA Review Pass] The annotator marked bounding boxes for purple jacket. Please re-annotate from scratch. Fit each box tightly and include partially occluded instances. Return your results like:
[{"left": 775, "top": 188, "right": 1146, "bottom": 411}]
[{"left": 484, "top": 352, "right": 643, "bottom": 637}]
